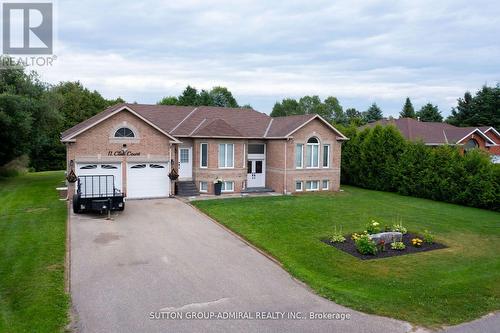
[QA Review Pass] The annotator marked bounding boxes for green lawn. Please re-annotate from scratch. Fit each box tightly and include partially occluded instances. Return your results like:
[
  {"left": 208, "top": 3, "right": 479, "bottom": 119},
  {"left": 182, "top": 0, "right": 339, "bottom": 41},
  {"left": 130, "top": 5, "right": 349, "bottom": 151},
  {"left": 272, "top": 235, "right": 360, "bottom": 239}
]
[
  {"left": 0, "top": 171, "right": 69, "bottom": 332},
  {"left": 193, "top": 187, "right": 500, "bottom": 327}
]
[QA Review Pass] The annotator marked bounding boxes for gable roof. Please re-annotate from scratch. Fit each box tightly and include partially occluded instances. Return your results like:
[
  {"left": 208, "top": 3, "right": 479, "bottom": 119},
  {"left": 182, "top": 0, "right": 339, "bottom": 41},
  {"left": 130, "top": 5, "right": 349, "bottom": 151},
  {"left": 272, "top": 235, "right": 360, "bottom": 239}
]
[
  {"left": 363, "top": 118, "right": 496, "bottom": 145},
  {"left": 61, "top": 103, "right": 347, "bottom": 141}
]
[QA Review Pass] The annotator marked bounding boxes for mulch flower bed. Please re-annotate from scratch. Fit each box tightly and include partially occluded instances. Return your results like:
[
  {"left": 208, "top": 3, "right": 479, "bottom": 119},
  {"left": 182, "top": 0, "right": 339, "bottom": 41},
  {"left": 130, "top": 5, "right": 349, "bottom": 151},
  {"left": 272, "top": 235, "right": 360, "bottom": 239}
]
[{"left": 321, "top": 232, "right": 447, "bottom": 260}]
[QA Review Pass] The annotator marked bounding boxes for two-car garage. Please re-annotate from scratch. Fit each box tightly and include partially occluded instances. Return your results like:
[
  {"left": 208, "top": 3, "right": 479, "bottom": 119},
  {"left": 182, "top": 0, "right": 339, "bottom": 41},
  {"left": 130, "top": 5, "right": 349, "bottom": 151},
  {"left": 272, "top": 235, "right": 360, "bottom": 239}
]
[{"left": 76, "top": 162, "right": 170, "bottom": 199}]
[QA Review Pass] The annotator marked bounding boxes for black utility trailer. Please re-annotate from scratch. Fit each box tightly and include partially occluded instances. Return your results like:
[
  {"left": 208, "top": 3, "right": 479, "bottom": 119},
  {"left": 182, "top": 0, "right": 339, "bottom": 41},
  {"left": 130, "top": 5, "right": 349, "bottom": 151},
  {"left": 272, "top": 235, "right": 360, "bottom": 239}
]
[{"left": 73, "top": 175, "right": 125, "bottom": 214}]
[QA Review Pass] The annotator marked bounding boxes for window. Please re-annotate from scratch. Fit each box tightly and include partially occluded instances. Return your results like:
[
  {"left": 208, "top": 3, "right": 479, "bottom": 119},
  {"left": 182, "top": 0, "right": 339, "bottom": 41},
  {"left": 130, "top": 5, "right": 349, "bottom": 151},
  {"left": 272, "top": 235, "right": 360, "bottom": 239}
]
[
  {"left": 180, "top": 149, "right": 189, "bottom": 163},
  {"left": 149, "top": 164, "right": 165, "bottom": 168},
  {"left": 248, "top": 144, "right": 265, "bottom": 154},
  {"left": 465, "top": 139, "right": 479, "bottom": 150},
  {"left": 322, "top": 180, "right": 329, "bottom": 190},
  {"left": 295, "top": 144, "right": 303, "bottom": 168},
  {"left": 200, "top": 143, "right": 208, "bottom": 168},
  {"left": 131, "top": 164, "right": 146, "bottom": 169},
  {"left": 221, "top": 181, "right": 234, "bottom": 192},
  {"left": 80, "top": 165, "right": 97, "bottom": 169},
  {"left": 114, "top": 127, "right": 135, "bottom": 138},
  {"left": 295, "top": 181, "right": 303, "bottom": 192},
  {"left": 218, "top": 144, "right": 234, "bottom": 168},
  {"left": 306, "top": 137, "right": 320, "bottom": 168},
  {"left": 305, "top": 180, "right": 319, "bottom": 191},
  {"left": 199, "top": 181, "right": 208, "bottom": 193},
  {"left": 323, "top": 145, "right": 330, "bottom": 168},
  {"left": 101, "top": 164, "right": 117, "bottom": 169}
]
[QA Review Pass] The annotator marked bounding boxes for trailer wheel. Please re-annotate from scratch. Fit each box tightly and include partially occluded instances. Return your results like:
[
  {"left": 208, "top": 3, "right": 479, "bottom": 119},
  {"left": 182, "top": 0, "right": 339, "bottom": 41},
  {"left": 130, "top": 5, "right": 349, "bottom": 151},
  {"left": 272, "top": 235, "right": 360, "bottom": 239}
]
[
  {"left": 72, "top": 194, "right": 81, "bottom": 214},
  {"left": 118, "top": 201, "right": 125, "bottom": 211}
]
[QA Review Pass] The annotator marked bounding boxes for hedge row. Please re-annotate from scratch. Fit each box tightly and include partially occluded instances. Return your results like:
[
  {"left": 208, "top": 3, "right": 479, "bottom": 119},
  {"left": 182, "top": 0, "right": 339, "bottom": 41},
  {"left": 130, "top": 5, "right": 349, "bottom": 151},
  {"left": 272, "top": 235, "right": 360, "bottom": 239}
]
[{"left": 341, "top": 125, "right": 500, "bottom": 211}]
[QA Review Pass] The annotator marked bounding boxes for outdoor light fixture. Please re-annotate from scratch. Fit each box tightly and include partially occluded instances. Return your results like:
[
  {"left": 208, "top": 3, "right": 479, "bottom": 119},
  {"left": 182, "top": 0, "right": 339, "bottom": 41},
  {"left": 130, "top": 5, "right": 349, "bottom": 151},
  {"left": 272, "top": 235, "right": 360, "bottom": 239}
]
[{"left": 122, "top": 144, "right": 128, "bottom": 154}]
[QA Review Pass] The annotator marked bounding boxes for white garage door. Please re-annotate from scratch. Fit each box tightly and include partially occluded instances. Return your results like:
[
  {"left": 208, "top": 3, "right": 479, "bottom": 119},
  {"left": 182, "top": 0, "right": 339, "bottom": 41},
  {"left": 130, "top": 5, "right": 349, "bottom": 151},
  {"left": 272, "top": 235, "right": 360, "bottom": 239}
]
[
  {"left": 76, "top": 163, "right": 122, "bottom": 193},
  {"left": 127, "top": 163, "right": 170, "bottom": 199}
]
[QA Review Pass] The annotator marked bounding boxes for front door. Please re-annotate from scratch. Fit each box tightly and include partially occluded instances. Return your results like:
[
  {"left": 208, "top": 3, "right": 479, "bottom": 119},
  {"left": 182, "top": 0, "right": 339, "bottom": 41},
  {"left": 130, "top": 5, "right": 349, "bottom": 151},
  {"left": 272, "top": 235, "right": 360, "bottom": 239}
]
[
  {"left": 178, "top": 147, "right": 192, "bottom": 180},
  {"left": 247, "top": 159, "right": 265, "bottom": 187}
]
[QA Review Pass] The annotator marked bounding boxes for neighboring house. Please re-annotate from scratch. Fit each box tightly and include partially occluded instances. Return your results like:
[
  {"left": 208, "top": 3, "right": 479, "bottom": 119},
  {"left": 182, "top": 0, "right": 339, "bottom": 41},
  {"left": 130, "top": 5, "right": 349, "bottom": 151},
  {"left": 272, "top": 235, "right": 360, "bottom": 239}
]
[
  {"left": 61, "top": 103, "right": 348, "bottom": 199},
  {"left": 364, "top": 118, "right": 500, "bottom": 162}
]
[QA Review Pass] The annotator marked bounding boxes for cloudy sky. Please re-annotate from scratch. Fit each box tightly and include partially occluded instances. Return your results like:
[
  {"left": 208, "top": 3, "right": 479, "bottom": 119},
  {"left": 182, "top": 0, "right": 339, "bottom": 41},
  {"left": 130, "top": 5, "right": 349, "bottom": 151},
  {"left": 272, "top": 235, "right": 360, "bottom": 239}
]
[{"left": 37, "top": 0, "right": 500, "bottom": 117}]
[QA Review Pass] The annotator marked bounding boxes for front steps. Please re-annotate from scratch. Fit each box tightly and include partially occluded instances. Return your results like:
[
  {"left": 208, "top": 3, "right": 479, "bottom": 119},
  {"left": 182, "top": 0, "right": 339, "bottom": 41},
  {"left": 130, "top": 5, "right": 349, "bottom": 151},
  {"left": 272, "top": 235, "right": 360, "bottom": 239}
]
[{"left": 175, "top": 181, "right": 200, "bottom": 197}]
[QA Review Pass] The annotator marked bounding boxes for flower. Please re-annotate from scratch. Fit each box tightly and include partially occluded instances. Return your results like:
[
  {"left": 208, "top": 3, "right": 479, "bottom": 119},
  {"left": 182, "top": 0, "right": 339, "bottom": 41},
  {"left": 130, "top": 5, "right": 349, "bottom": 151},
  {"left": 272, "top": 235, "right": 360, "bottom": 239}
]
[{"left": 372, "top": 222, "right": 380, "bottom": 226}]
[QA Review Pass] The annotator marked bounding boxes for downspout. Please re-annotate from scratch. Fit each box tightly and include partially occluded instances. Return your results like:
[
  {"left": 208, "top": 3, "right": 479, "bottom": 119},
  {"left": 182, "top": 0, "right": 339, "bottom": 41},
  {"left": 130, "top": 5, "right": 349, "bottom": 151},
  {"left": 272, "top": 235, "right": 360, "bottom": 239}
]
[
  {"left": 284, "top": 138, "right": 287, "bottom": 194},
  {"left": 169, "top": 144, "right": 172, "bottom": 196}
]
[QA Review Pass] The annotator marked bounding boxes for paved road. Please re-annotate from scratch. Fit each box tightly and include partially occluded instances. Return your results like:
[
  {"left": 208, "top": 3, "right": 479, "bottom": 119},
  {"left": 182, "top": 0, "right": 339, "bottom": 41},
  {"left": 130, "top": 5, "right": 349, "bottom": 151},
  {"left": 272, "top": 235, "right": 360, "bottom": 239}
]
[{"left": 70, "top": 198, "right": 439, "bottom": 332}]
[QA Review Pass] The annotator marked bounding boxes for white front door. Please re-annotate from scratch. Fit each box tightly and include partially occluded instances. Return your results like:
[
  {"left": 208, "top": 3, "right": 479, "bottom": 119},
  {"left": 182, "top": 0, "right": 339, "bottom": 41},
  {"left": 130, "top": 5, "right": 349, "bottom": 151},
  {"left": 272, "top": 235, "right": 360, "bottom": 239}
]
[
  {"left": 126, "top": 163, "right": 170, "bottom": 198},
  {"left": 247, "top": 159, "right": 265, "bottom": 188},
  {"left": 178, "top": 147, "right": 192, "bottom": 180}
]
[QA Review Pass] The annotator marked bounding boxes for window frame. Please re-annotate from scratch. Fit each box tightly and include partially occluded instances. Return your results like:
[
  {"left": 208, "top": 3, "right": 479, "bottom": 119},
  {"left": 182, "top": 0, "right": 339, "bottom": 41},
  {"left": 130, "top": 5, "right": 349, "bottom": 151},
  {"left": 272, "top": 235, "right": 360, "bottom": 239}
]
[
  {"left": 305, "top": 180, "right": 319, "bottom": 191},
  {"left": 221, "top": 181, "right": 234, "bottom": 193},
  {"left": 323, "top": 144, "right": 330, "bottom": 168},
  {"left": 295, "top": 181, "right": 303, "bottom": 192},
  {"left": 218, "top": 143, "right": 235, "bottom": 169},
  {"left": 306, "top": 137, "right": 320, "bottom": 169},
  {"left": 322, "top": 179, "right": 329, "bottom": 190},
  {"left": 199, "top": 181, "right": 208, "bottom": 193},
  {"left": 295, "top": 144, "right": 303, "bottom": 169},
  {"left": 114, "top": 127, "right": 135, "bottom": 138},
  {"left": 200, "top": 143, "right": 208, "bottom": 168}
]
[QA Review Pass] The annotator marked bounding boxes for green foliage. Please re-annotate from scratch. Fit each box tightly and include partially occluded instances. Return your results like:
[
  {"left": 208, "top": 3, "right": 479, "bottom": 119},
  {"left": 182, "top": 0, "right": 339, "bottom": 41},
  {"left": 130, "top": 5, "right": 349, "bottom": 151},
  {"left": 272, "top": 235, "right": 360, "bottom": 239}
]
[
  {"left": 345, "top": 107, "right": 365, "bottom": 126},
  {"left": 157, "top": 96, "right": 178, "bottom": 105},
  {"left": 417, "top": 103, "right": 443, "bottom": 122},
  {"left": 158, "top": 85, "right": 242, "bottom": 108},
  {"left": 447, "top": 85, "right": 500, "bottom": 128},
  {"left": 341, "top": 125, "right": 500, "bottom": 211},
  {"left": 271, "top": 95, "right": 347, "bottom": 124},
  {"left": 392, "top": 222, "right": 407, "bottom": 234},
  {"left": 422, "top": 230, "right": 434, "bottom": 244},
  {"left": 355, "top": 234, "right": 378, "bottom": 255},
  {"left": 329, "top": 225, "right": 346, "bottom": 243},
  {"left": 365, "top": 220, "right": 381, "bottom": 234},
  {"left": 400, "top": 97, "right": 416, "bottom": 118},
  {"left": 364, "top": 103, "right": 383, "bottom": 122},
  {"left": 390, "top": 241, "right": 406, "bottom": 250}
]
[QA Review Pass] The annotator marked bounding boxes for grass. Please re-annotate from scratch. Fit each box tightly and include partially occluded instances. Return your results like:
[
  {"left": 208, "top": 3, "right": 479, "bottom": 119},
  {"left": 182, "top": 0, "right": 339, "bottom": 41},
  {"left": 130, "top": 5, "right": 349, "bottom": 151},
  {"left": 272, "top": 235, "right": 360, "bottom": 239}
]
[
  {"left": 192, "top": 186, "right": 500, "bottom": 327},
  {"left": 0, "top": 171, "right": 69, "bottom": 332}
]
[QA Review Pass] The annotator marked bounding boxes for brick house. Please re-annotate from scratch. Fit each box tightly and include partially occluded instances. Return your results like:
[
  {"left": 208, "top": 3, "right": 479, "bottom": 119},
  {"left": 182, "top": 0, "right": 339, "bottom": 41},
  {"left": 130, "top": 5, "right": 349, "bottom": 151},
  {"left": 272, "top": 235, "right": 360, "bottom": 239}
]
[
  {"left": 365, "top": 118, "right": 500, "bottom": 163},
  {"left": 61, "top": 103, "right": 348, "bottom": 199}
]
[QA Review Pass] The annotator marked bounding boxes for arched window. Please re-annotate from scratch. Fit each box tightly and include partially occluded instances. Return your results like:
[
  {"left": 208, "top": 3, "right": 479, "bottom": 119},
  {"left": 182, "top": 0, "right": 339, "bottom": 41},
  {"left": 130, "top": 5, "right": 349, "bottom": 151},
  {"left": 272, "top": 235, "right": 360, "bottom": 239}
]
[
  {"left": 306, "top": 137, "right": 320, "bottom": 168},
  {"left": 465, "top": 139, "right": 478, "bottom": 150},
  {"left": 114, "top": 127, "right": 135, "bottom": 138}
]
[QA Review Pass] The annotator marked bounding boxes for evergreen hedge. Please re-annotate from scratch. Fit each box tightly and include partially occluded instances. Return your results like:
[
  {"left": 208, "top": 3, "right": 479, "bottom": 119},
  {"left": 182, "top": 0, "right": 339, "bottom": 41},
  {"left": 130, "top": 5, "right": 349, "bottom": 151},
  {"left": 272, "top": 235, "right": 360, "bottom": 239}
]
[{"left": 341, "top": 125, "right": 500, "bottom": 211}]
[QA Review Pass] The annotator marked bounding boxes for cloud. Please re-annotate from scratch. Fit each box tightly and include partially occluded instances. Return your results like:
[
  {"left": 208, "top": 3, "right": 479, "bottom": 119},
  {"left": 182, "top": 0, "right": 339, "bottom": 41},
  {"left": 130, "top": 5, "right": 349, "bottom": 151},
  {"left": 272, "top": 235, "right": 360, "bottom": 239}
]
[{"left": 37, "top": 0, "right": 500, "bottom": 116}]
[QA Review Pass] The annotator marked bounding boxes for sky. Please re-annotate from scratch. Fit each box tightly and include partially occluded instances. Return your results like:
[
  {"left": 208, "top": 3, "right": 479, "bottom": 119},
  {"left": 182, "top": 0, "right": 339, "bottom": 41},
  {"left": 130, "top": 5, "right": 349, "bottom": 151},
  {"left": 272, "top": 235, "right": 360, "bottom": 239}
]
[{"left": 36, "top": 0, "right": 500, "bottom": 117}]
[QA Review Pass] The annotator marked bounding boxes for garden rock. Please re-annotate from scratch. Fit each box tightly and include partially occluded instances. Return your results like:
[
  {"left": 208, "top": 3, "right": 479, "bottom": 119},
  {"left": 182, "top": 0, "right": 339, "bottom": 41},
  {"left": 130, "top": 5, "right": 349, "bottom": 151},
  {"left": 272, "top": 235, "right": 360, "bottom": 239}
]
[{"left": 368, "top": 232, "right": 402, "bottom": 243}]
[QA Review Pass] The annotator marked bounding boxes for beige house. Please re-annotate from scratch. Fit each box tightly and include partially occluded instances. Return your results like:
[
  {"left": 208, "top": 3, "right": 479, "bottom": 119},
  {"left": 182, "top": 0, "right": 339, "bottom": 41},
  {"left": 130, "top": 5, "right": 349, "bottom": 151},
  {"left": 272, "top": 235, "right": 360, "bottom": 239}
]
[{"left": 61, "top": 103, "right": 347, "bottom": 198}]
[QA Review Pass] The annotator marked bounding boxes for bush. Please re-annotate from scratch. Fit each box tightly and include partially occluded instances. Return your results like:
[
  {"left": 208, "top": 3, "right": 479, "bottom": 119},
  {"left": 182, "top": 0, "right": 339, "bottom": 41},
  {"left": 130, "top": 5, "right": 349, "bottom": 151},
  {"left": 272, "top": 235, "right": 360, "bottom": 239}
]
[
  {"left": 341, "top": 125, "right": 500, "bottom": 211},
  {"left": 329, "top": 225, "right": 346, "bottom": 243},
  {"left": 355, "top": 234, "right": 378, "bottom": 255},
  {"left": 365, "top": 220, "right": 381, "bottom": 234},
  {"left": 391, "top": 241, "right": 406, "bottom": 250},
  {"left": 422, "top": 230, "right": 434, "bottom": 244},
  {"left": 392, "top": 222, "right": 407, "bottom": 234}
]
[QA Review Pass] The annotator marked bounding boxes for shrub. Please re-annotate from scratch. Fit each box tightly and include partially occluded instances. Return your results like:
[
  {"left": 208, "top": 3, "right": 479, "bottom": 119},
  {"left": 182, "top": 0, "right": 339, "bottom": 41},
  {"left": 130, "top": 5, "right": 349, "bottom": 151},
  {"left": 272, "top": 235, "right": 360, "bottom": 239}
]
[
  {"left": 422, "top": 230, "right": 434, "bottom": 244},
  {"left": 365, "top": 220, "right": 381, "bottom": 234},
  {"left": 392, "top": 222, "right": 407, "bottom": 235},
  {"left": 411, "top": 238, "right": 423, "bottom": 247},
  {"left": 329, "top": 225, "right": 346, "bottom": 243},
  {"left": 391, "top": 241, "right": 406, "bottom": 250},
  {"left": 355, "top": 234, "right": 378, "bottom": 255}
]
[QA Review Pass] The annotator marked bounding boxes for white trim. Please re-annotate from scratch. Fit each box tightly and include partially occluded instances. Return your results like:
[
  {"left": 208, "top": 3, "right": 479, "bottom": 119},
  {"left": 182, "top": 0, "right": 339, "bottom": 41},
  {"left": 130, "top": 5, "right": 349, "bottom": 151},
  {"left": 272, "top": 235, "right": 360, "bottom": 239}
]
[
  {"left": 295, "top": 144, "right": 303, "bottom": 169},
  {"left": 61, "top": 106, "right": 182, "bottom": 143},
  {"left": 221, "top": 181, "right": 234, "bottom": 193},
  {"left": 284, "top": 115, "right": 348, "bottom": 140},
  {"left": 170, "top": 107, "right": 198, "bottom": 133},
  {"left": 484, "top": 127, "right": 500, "bottom": 138},
  {"left": 305, "top": 137, "right": 320, "bottom": 169},
  {"left": 322, "top": 179, "right": 329, "bottom": 190},
  {"left": 456, "top": 128, "right": 495, "bottom": 145},
  {"left": 199, "top": 181, "right": 208, "bottom": 193},
  {"left": 200, "top": 142, "right": 208, "bottom": 168},
  {"left": 305, "top": 180, "right": 319, "bottom": 191},
  {"left": 323, "top": 144, "right": 330, "bottom": 168},
  {"left": 263, "top": 118, "right": 273, "bottom": 137},
  {"left": 218, "top": 143, "right": 235, "bottom": 169},
  {"left": 295, "top": 181, "right": 303, "bottom": 192}
]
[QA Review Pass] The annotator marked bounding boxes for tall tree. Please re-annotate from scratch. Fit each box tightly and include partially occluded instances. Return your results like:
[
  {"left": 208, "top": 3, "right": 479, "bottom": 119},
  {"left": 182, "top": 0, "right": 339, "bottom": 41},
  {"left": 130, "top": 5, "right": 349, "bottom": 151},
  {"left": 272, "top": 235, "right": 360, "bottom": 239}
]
[
  {"left": 209, "top": 86, "right": 239, "bottom": 108},
  {"left": 157, "top": 96, "right": 178, "bottom": 105},
  {"left": 270, "top": 98, "right": 300, "bottom": 117},
  {"left": 400, "top": 97, "right": 416, "bottom": 118},
  {"left": 177, "top": 85, "right": 198, "bottom": 106},
  {"left": 364, "top": 103, "right": 383, "bottom": 122},
  {"left": 345, "top": 107, "right": 365, "bottom": 126},
  {"left": 417, "top": 103, "right": 443, "bottom": 122},
  {"left": 324, "top": 96, "right": 346, "bottom": 124},
  {"left": 447, "top": 85, "right": 500, "bottom": 128}
]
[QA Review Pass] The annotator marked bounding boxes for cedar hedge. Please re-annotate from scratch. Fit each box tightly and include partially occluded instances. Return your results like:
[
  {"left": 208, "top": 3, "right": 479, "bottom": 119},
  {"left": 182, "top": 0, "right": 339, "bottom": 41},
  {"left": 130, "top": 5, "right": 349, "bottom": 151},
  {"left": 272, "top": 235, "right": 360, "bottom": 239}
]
[{"left": 341, "top": 125, "right": 500, "bottom": 211}]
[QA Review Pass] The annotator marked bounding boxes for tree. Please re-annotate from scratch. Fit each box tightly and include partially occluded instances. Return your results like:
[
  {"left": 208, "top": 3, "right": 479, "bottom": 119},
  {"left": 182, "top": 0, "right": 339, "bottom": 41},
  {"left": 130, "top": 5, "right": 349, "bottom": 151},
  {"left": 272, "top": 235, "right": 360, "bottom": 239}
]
[
  {"left": 324, "top": 96, "right": 346, "bottom": 124},
  {"left": 209, "top": 86, "right": 239, "bottom": 108},
  {"left": 157, "top": 96, "right": 178, "bottom": 105},
  {"left": 197, "top": 89, "right": 213, "bottom": 106},
  {"left": 400, "top": 97, "right": 416, "bottom": 118},
  {"left": 270, "top": 98, "right": 300, "bottom": 117},
  {"left": 345, "top": 108, "right": 365, "bottom": 126},
  {"left": 177, "top": 85, "right": 198, "bottom": 106},
  {"left": 364, "top": 103, "right": 383, "bottom": 122},
  {"left": 447, "top": 85, "right": 500, "bottom": 128},
  {"left": 417, "top": 103, "right": 443, "bottom": 122}
]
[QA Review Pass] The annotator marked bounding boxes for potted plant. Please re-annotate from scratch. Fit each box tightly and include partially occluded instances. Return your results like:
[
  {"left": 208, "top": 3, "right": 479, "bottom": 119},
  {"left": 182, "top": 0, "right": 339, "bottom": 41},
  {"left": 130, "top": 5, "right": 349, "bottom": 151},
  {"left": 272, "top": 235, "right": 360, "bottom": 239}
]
[{"left": 213, "top": 177, "right": 223, "bottom": 196}]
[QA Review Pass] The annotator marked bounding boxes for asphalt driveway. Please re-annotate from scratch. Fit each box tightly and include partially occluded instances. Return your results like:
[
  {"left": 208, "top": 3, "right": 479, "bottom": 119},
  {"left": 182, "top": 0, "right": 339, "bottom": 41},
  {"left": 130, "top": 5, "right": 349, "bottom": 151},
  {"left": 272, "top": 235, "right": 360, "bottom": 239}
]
[{"left": 70, "top": 198, "right": 415, "bottom": 333}]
